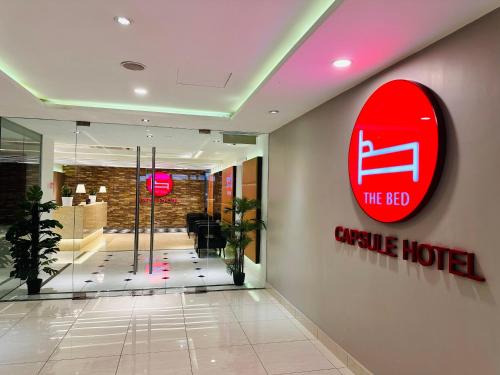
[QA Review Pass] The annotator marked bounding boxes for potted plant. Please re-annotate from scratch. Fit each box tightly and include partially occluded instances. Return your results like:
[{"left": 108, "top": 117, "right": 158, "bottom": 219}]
[
  {"left": 61, "top": 185, "right": 73, "bottom": 206},
  {"left": 6, "top": 185, "right": 62, "bottom": 294},
  {"left": 222, "top": 197, "right": 266, "bottom": 286},
  {"left": 88, "top": 187, "right": 97, "bottom": 204}
]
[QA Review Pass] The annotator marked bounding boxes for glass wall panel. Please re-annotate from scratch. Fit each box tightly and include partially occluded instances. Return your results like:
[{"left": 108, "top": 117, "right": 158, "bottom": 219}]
[
  {"left": 0, "top": 118, "right": 42, "bottom": 298},
  {"left": 0, "top": 117, "right": 268, "bottom": 299}
]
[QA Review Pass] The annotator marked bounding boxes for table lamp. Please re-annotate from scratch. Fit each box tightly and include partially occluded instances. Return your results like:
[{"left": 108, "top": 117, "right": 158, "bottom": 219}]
[{"left": 99, "top": 186, "right": 107, "bottom": 202}]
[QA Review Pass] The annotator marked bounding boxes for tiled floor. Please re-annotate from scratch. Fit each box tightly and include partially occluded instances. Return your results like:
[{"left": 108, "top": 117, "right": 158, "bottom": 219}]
[
  {"left": 3, "top": 249, "right": 233, "bottom": 300},
  {"left": 0, "top": 289, "right": 352, "bottom": 375}
]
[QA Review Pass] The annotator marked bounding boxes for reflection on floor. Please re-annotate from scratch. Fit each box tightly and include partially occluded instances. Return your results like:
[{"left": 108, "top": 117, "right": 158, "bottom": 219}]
[
  {"left": 0, "top": 290, "right": 351, "bottom": 375},
  {"left": 103, "top": 232, "right": 196, "bottom": 251},
  {"left": 4, "top": 249, "right": 233, "bottom": 299}
]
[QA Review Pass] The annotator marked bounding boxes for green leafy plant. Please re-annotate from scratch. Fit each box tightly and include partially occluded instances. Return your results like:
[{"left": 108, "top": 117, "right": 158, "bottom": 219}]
[
  {"left": 61, "top": 185, "right": 73, "bottom": 197},
  {"left": 88, "top": 187, "right": 97, "bottom": 195},
  {"left": 222, "top": 197, "right": 265, "bottom": 284},
  {"left": 5, "top": 185, "right": 62, "bottom": 294}
]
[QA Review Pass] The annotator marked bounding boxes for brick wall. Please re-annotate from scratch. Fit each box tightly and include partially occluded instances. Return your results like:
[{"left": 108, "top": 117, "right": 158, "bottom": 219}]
[{"left": 63, "top": 166, "right": 206, "bottom": 228}]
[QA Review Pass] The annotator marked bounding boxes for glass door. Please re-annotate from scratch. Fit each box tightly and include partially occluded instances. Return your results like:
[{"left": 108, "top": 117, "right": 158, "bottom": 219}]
[{"left": 0, "top": 117, "right": 265, "bottom": 300}]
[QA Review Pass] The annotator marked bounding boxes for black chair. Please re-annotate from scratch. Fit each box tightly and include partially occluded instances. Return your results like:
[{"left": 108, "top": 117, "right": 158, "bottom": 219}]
[
  {"left": 194, "top": 221, "right": 220, "bottom": 251},
  {"left": 186, "top": 213, "right": 208, "bottom": 237},
  {"left": 196, "top": 224, "right": 227, "bottom": 258}
]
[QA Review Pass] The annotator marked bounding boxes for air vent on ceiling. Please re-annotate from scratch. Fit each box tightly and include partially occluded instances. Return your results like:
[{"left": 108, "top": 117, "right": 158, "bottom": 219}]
[
  {"left": 199, "top": 129, "right": 211, "bottom": 135},
  {"left": 121, "top": 61, "right": 146, "bottom": 71},
  {"left": 223, "top": 133, "right": 257, "bottom": 145}
]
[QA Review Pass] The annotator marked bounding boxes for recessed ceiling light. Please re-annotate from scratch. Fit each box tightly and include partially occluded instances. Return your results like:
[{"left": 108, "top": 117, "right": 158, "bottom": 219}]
[
  {"left": 141, "top": 118, "right": 149, "bottom": 123},
  {"left": 134, "top": 88, "right": 148, "bottom": 96},
  {"left": 332, "top": 59, "right": 352, "bottom": 68},
  {"left": 147, "top": 134, "right": 153, "bottom": 138},
  {"left": 268, "top": 110, "right": 279, "bottom": 114},
  {"left": 114, "top": 16, "right": 132, "bottom": 26}
]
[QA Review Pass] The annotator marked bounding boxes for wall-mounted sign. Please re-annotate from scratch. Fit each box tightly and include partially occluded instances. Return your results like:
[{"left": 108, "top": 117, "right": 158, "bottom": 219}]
[
  {"left": 348, "top": 80, "right": 445, "bottom": 222},
  {"left": 334, "top": 226, "right": 485, "bottom": 282},
  {"left": 146, "top": 172, "right": 173, "bottom": 197}
]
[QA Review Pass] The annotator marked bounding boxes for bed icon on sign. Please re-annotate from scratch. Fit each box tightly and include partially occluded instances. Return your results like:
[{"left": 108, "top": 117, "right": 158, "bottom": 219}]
[{"left": 357, "top": 130, "right": 419, "bottom": 185}]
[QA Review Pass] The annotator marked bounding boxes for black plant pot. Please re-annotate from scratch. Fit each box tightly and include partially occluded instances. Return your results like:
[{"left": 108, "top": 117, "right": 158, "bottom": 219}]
[
  {"left": 233, "top": 272, "right": 245, "bottom": 286},
  {"left": 27, "top": 278, "right": 42, "bottom": 295}
]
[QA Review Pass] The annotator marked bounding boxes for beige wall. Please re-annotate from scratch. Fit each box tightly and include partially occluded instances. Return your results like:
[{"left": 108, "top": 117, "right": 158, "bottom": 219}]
[{"left": 268, "top": 9, "right": 500, "bottom": 375}]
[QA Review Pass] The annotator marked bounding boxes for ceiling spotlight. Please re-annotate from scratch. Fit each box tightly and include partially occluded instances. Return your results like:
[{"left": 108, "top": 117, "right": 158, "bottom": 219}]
[
  {"left": 114, "top": 16, "right": 132, "bottom": 26},
  {"left": 332, "top": 59, "right": 352, "bottom": 68},
  {"left": 268, "top": 110, "right": 279, "bottom": 114},
  {"left": 141, "top": 118, "right": 150, "bottom": 123},
  {"left": 73, "top": 130, "right": 80, "bottom": 134},
  {"left": 134, "top": 88, "right": 148, "bottom": 96},
  {"left": 147, "top": 134, "right": 153, "bottom": 138}
]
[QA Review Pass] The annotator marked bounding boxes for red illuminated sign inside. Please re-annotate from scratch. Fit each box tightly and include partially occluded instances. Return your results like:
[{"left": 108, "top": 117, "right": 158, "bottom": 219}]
[
  {"left": 348, "top": 80, "right": 445, "bottom": 222},
  {"left": 146, "top": 172, "right": 173, "bottom": 197}
]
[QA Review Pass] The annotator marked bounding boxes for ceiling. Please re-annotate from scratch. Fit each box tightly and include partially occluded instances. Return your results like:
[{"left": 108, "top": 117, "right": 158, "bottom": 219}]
[
  {"left": 10, "top": 117, "right": 258, "bottom": 170},
  {"left": 0, "top": 0, "right": 498, "bottom": 133}
]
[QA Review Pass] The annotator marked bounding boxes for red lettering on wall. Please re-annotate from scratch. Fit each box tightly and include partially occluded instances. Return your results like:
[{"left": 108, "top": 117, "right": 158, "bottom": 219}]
[{"left": 335, "top": 226, "right": 485, "bottom": 282}]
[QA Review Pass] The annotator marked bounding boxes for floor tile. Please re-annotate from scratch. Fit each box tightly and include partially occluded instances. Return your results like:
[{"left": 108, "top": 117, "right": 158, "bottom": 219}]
[
  {"left": 187, "top": 322, "right": 249, "bottom": 349},
  {"left": 223, "top": 290, "right": 278, "bottom": 305},
  {"left": 133, "top": 294, "right": 183, "bottom": 309},
  {"left": 311, "top": 339, "right": 347, "bottom": 369},
  {"left": 0, "top": 362, "right": 45, "bottom": 375},
  {"left": 231, "top": 303, "right": 290, "bottom": 321},
  {"left": 0, "top": 301, "right": 39, "bottom": 315},
  {"left": 8, "top": 316, "right": 75, "bottom": 339},
  {"left": 117, "top": 351, "right": 192, "bottom": 375},
  {"left": 182, "top": 292, "right": 229, "bottom": 307},
  {"left": 40, "top": 356, "right": 120, "bottom": 375},
  {"left": 190, "top": 345, "right": 267, "bottom": 375},
  {"left": 254, "top": 340, "right": 334, "bottom": 374},
  {"left": 27, "top": 299, "right": 87, "bottom": 318},
  {"left": 123, "top": 325, "right": 188, "bottom": 354},
  {"left": 240, "top": 319, "right": 307, "bottom": 344},
  {"left": 50, "top": 330, "right": 126, "bottom": 360},
  {"left": 184, "top": 306, "right": 237, "bottom": 326},
  {"left": 0, "top": 335, "right": 61, "bottom": 364}
]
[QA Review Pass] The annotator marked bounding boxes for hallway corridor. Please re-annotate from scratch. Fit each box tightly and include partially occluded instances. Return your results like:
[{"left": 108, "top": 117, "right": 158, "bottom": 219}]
[{"left": 0, "top": 289, "right": 351, "bottom": 375}]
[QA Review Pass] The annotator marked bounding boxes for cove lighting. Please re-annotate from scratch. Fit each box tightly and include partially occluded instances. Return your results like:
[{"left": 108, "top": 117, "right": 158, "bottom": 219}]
[
  {"left": 332, "top": 59, "right": 352, "bottom": 68},
  {"left": 0, "top": 1, "right": 338, "bottom": 119},
  {"left": 134, "top": 88, "right": 148, "bottom": 96},
  {"left": 114, "top": 16, "right": 132, "bottom": 26}
]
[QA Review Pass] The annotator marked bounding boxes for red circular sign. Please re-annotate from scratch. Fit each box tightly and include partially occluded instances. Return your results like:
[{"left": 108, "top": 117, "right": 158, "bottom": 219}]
[
  {"left": 348, "top": 80, "right": 444, "bottom": 223},
  {"left": 146, "top": 172, "right": 173, "bottom": 197}
]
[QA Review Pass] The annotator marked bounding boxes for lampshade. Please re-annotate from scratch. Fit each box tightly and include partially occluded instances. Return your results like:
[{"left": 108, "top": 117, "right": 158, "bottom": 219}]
[
  {"left": 75, "top": 184, "right": 86, "bottom": 194},
  {"left": 99, "top": 186, "right": 107, "bottom": 193}
]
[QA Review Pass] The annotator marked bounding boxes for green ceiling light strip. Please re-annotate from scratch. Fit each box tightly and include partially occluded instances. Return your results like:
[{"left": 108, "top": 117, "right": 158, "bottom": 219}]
[
  {"left": 0, "top": 0, "right": 338, "bottom": 119},
  {"left": 43, "top": 99, "right": 232, "bottom": 118},
  {"left": 0, "top": 58, "right": 44, "bottom": 99},
  {"left": 230, "top": 0, "right": 339, "bottom": 116}
]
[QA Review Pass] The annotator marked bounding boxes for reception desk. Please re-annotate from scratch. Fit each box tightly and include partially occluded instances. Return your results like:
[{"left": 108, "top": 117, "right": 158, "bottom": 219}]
[{"left": 53, "top": 202, "right": 107, "bottom": 251}]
